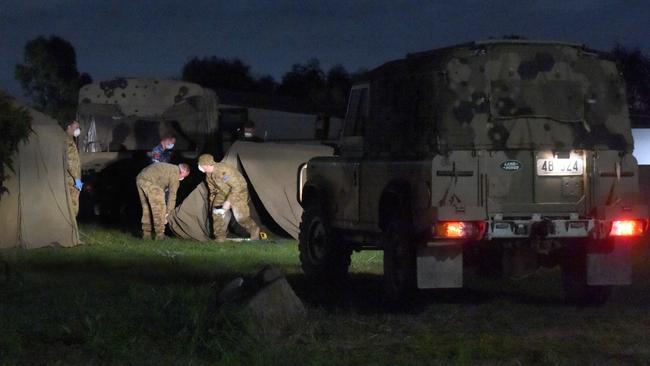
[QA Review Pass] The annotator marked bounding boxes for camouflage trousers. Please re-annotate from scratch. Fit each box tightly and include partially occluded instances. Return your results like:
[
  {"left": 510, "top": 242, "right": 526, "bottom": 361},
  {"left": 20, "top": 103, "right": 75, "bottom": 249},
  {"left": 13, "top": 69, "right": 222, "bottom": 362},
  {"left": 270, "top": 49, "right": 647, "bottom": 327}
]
[
  {"left": 66, "top": 177, "right": 80, "bottom": 218},
  {"left": 212, "top": 191, "right": 259, "bottom": 241},
  {"left": 137, "top": 179, "right": 167, "bottom": 236}
]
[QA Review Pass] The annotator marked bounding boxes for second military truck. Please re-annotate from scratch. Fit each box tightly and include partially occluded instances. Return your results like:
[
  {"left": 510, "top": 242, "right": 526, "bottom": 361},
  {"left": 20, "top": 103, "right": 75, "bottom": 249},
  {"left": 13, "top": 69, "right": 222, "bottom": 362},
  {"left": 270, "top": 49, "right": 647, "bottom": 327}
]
[{"left": 297, "top": 40, "right": 648, "bottom": 304}]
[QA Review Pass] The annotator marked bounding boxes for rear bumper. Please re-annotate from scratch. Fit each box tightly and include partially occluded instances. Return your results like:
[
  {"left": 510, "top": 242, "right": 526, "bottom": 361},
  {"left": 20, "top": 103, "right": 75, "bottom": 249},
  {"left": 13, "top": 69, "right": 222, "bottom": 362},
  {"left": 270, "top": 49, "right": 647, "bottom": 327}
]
[
  {"left": 487, "top": 218, "right": 596, "bottom": 239},
  {"left": 486, "top": 205, "right": 648, "bottom": 240}
]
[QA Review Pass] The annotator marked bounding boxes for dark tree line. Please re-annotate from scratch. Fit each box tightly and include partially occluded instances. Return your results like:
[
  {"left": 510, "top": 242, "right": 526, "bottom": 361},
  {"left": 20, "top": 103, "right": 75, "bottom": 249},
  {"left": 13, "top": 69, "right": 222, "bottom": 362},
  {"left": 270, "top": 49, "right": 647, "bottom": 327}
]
[
  {"left": 14, "top": 36, "right": 92, "bottom": 126},
  {"left": 181, "top": 57, "right": 276, "bottom": 95},
  {"left": 0, "top": 91, "right": 32, "bottom": 196},
  {"left": 611, "top": 44, "right": 650, "bottom": 125},
  {"left": 182, "top": 56, "right": 366, "bottom": 114}
]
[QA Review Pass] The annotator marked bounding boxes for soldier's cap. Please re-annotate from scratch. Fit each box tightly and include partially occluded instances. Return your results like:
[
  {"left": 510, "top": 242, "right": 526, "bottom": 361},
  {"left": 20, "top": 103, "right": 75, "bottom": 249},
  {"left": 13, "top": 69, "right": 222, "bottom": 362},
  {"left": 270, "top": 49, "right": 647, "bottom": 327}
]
[{"left": 198, "top": 154, "right": 216, "bottom": 166}]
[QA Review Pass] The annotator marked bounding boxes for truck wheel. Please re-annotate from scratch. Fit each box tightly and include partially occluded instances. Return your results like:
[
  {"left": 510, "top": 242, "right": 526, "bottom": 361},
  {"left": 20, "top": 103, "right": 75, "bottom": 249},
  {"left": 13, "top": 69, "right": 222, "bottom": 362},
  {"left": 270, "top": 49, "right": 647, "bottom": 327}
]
[
  {"left": 298, "top": 203, "right": 351, "bottom": 282},
  {"left": 561, "top": 248, "right": 611, "bottom": 306},
  {"left": 382, "top": 217, "right": 416, "bottom": 303}
]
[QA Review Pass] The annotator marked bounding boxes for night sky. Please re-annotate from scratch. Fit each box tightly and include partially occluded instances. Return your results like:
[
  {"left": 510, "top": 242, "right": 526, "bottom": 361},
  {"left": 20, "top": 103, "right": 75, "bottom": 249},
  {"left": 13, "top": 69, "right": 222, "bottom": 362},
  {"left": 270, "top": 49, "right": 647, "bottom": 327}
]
[{"left": 1, "top": 0, "right": 649, "bottom": 98}]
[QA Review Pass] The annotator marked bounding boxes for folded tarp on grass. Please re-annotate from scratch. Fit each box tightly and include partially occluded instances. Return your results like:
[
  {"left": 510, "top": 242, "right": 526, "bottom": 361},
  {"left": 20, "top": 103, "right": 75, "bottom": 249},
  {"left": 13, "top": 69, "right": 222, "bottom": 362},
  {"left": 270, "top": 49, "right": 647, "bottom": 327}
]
[{"left": 167, "top": 182, "right": 212, "bottom": 241}]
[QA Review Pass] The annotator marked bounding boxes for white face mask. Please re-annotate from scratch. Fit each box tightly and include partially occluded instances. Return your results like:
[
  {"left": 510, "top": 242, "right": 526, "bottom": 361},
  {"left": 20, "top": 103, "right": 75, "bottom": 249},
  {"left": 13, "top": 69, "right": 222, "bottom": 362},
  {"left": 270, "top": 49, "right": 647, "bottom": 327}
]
[
  {"left": 198, "top": 165, "right": 205, "bottom": 173},
  {"left": 166, "top": 143, "right": 174, "bottom": 149},
  {"left": 73, "top": 128, "right": 81, "bottom": 137},
  {"left": 244, "top": 132, "right": 253, "bottom": 138}
]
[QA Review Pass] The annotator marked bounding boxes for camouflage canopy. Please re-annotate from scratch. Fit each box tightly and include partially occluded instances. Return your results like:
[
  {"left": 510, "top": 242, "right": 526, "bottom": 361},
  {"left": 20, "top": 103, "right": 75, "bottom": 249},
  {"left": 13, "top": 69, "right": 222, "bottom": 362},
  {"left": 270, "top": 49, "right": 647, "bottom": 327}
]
[
  {"left": 77, "top": 78, "right": 218, "bottom": 152},
  {"left": 361, "top": 40, "right": 633, "bottom": 156}
]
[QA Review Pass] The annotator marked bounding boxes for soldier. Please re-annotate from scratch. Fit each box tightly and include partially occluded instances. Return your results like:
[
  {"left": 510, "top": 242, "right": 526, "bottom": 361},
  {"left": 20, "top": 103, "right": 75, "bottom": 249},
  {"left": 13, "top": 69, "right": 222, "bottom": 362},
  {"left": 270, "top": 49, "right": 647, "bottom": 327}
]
[
  {"left": 136, "top": 162, "right": 190, "bottom": 240},
  {"left": 64, "top": 120, "right": 83, "bottom": 217},
  {"left": 197, "top": 154, "right": 260, "bottom": 242},
  {"left": 150, "top": 134, "right": 176, "bottom": 163}
]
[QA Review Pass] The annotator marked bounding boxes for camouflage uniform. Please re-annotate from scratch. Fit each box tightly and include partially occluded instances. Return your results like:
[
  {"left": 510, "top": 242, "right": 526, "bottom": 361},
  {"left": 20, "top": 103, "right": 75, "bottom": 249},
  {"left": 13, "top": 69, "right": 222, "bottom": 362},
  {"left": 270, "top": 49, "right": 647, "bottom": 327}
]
[
  {"left": 65, "top": 136, "right": 81, "bottom": 217},
  {"left": 136, "top": 163, "right": 180, "bottom": 238},
  {"left": 200, "top": 156, "right": 259, "bottom": 241}
]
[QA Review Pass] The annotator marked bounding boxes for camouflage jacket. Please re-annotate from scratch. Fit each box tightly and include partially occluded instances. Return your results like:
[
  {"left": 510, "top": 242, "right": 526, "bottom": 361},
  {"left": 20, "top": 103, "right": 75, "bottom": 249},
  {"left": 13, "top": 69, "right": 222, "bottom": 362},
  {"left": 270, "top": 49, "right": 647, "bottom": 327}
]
[
  {"left": 137, "top": 163, "right": 180, "bottom": 213},
  {"left": 150, "top": 143, "right": 172, "bottom": 163},
  {"left": 206, "top": 163, "right": 248, "bottom": 205},
  {"left": 66, "top": 136, "right": 81, "bottom": 182}
]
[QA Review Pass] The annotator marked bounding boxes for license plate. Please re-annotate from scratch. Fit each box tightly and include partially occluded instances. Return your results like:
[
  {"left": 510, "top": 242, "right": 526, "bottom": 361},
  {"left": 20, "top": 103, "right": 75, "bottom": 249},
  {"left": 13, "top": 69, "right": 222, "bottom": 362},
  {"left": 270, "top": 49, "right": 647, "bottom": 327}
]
[{"left": 536, "top": 158, "right": 583, "bottom": 176}]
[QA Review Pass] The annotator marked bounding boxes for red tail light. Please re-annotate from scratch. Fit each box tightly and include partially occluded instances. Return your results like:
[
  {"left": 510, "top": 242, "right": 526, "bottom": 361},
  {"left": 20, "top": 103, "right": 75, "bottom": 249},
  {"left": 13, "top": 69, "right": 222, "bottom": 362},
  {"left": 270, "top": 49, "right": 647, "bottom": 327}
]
[
  {"left": 434, "top": 221, "right": 485, "bottom": 239},
  {"left": 610, "top": 219, "right": 647, "bottom": 237}
]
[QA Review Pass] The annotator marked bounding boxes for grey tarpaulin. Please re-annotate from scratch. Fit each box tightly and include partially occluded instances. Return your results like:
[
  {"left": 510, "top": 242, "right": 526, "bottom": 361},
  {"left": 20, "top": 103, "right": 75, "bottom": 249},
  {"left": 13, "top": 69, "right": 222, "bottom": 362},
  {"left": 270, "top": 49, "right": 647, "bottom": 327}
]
[
  {"left": 0, "top": 98, "right": 80, "bottom": 249},
  {"left": 167, "top": 141, "right": 333, "bottom": 240}
]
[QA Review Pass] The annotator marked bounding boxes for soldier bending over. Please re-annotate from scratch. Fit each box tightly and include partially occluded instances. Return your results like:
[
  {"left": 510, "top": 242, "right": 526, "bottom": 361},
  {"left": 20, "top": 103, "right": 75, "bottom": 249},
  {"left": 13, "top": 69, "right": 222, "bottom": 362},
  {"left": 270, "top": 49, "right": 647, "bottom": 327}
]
[{"left": 136, "top": 162, "right": 189, "bottom": 240}]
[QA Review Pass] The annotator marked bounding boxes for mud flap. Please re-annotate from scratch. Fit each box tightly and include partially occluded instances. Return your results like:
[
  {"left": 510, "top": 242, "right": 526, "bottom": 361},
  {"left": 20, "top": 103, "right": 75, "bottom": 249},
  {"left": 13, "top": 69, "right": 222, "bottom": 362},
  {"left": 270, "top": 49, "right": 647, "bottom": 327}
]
[
  {"left": 416, "top": 244, "right": 463, "bottom": 288},
  {"left": 587, "top": 239, "right": 632, "bottom": 286}
]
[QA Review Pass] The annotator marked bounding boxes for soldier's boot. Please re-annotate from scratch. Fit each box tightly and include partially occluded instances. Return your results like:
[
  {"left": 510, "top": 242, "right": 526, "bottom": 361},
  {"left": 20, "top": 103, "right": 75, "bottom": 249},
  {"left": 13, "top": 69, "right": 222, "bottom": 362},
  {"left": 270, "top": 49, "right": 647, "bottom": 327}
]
[
  {"left": 237, "top": 216, "right": 260, "bottom": 240},
  {"left": 154, "top": 223, "right": 166, "bottom": 241},
  {"left": 141, "top": 223, "right": 153, "bottom": 240},
  {"left": 249, "top": 226, "right": 260, "bottom": 240},
  {"left": 212, "top": 211, "right": 229, "bottom": 243}
]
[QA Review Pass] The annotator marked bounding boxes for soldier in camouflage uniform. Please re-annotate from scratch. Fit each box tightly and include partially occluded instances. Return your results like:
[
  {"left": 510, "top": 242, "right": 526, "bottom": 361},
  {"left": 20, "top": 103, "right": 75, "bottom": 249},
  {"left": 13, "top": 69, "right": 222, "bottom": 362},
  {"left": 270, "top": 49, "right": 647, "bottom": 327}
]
[
  {"left": 197, "top": 154, "right": 260, "bottom": 242},
  {"left": 64, "top": 120, "right": 83, "bottom": 217},
  {"left": 136, "top": 162, "right": 190, "bottom": 240}
]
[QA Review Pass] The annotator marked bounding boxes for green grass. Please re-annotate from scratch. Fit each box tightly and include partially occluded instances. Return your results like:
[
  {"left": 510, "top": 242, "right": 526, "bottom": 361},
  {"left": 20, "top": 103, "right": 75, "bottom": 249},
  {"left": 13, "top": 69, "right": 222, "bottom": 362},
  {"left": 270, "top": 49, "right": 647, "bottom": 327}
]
[{"left": 2, "top": 225, "right": 650, "bottom": 365}]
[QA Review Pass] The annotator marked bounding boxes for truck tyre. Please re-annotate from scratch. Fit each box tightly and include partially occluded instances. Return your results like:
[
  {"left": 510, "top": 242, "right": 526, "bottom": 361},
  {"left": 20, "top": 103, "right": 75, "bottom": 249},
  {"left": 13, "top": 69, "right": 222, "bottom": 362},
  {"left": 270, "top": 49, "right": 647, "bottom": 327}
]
[
  {"left": 561, "top": 246, "right": 611, "bottom": 306},
  {"left": 298, "top": 202, "right": 351, "bottom": 282},
  {"left": 382, "top": 217, "right": 417, "bottom": 303}
]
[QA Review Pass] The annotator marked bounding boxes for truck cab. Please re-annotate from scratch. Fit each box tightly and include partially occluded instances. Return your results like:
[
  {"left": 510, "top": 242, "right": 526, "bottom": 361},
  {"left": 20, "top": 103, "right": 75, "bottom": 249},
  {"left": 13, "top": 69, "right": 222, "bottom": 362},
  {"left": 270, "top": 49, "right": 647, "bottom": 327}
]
[{"left": 298, "top": 40, "right": 648, "bottom": 304}]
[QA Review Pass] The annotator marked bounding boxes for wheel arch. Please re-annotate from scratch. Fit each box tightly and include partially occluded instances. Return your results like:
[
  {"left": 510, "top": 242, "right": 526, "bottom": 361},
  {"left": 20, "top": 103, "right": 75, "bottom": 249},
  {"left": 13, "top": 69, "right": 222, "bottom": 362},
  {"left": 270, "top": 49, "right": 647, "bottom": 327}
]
[{"left": 300, "top": 177, "right": 329, "bottom": 209}]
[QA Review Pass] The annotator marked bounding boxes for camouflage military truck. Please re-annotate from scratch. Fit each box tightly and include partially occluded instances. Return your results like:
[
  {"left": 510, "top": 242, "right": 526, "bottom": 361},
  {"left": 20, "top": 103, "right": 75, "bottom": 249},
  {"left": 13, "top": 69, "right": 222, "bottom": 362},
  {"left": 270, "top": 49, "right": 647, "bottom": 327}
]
[
  {"left": 77, "top": 78, "right": 219, "bottom": 169},
  {"left": 297, "top": 40, "right": 648, "bottom": 304},
  {"left": 76, "top": 78, "right": 218, "bottom": 222}
]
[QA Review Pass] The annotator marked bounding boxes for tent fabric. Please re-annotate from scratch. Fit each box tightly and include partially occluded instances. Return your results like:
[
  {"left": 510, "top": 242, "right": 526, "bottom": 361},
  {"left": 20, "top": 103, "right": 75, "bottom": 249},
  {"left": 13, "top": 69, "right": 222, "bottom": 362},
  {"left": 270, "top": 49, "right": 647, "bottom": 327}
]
[
  {"left": 167, "top": 182, "right": 212, "bottom": 241},
  {"left": 0, "top": 163, "right": 20, "bottom": 247},
  {"left": 224, "top": 142, "right": 334, "bottom": 239},
  {"left": 0, "top": 102, "right": 80, "bottom": 249},
  {"left": 167, "top": 141, "right": 333, "bottom": 240}
]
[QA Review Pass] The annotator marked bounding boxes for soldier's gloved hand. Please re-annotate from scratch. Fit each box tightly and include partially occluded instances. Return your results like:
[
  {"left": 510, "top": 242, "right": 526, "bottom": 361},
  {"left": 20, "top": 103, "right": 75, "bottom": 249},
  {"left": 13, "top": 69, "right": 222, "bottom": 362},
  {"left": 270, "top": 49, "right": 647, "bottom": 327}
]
[
  {"left": 223, "top": 201, "right": 231, "bottom": 210},
  {"left": 74, "top": 178, "right": 83, "bottom": 191}
]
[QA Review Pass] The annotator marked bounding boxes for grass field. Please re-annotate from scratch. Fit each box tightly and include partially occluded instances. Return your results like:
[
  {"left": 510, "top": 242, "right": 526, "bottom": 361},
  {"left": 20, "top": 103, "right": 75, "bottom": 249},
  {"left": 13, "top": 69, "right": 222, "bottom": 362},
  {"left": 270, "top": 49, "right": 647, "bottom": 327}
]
[{"left": 2, "top": 225, "right": 650, "bottom": 365}]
